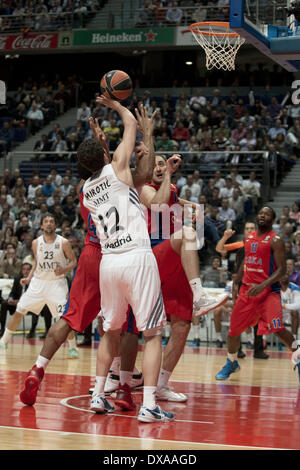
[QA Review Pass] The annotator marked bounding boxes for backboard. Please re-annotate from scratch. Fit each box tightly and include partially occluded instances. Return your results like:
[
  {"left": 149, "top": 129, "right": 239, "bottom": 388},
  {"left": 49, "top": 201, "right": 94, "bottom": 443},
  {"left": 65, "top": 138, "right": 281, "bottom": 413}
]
[{"left": 229, "top": 0, "right": 300, "bottom": 71}]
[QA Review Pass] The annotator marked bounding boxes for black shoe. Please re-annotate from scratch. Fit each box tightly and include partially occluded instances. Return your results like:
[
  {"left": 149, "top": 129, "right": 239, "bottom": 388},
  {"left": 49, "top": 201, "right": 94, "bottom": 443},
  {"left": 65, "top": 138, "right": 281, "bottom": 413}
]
[
  {"left": 237, "top": 349, "right": 246, "bottom": 359},
  {"left": 77, "top": 339, "right": 92, "bottom": 347},
  {"left": 215, "top": 339, "right": 223, "bottom": 348},
  {"left": 26, "top": 330, "right": 36, "bottom": 339},
  {"left": 253, "top": 351, "right": 269, "bottom": 359}
]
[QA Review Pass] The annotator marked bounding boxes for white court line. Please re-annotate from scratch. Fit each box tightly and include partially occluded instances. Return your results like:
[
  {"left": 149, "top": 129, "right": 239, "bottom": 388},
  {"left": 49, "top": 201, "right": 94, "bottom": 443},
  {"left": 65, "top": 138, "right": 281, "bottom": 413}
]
[
  {"left": 0, "top": 425, "right": 289, "bottom": 450},
  {"left": 60, "top": 396, "right": 214, "bottom": 425}
]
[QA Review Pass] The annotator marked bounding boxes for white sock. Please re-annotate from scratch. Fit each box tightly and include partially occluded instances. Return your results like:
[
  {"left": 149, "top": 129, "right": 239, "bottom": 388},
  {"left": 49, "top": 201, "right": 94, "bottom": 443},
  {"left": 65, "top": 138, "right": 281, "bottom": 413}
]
[
  {"left": 191, "top": 324, "right": 200, "bottom": 339},
  {"left": 110, "top": 356, "right": 120, "bottom": 372},
  {"left": 94, "top": 376, "right": 106, "bottom": 396},
  {"left": 120, "top": 370, "right": 132, "bottom": 386},
  {"left": 216, "top": 332, "right": 223, "bottom": 341},
  {"left": 143, "top": 386, "right": 156, "bottom": 409},
  {"left": 228, "top": 352, "right": 238, "bottom": 362},
  {"left": 157, "top": 369, "right": 171, "bottom": 390},
  {"left": 35, "top": 355, "right": 50, "bottom": 370},
  {"left": 1, "top": 328, "right": 14, "bottom": 345},
  {"left": 246, "top": 333, "right": 253, "bottom": 342},
  {"left": 68, "top": 337, "right": 77, "bottom": 350}
]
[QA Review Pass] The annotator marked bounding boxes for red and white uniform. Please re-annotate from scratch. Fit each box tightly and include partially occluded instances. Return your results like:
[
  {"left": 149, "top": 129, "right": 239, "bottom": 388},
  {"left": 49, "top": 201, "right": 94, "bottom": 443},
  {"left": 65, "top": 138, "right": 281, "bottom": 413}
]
[
  {"left": 62, "top": 188, "right": 102, "bottom": 333},
  {"left": 229, "top": 230, "right": 284, "bottom": 337}
]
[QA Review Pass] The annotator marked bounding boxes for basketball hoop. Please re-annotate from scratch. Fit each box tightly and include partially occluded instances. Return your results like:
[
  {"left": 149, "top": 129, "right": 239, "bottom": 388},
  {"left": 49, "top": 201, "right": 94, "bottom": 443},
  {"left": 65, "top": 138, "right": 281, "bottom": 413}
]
[{"left": 189, "top": 22, "right": 245, "bottom": 71}]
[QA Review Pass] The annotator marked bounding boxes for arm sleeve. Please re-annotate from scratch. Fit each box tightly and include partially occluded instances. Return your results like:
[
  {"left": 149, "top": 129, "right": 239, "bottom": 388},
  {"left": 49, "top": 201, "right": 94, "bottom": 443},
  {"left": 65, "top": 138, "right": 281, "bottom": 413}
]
[{"left": 225, "top": 241, "right": 244, "bottom": 252}]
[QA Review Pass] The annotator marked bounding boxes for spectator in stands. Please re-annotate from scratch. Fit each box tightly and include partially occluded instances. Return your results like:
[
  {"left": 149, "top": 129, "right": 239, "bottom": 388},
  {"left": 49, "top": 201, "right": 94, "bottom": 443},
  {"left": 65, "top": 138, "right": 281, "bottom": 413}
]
[
  {"left": 230, "top": 122, "right": 246, "bottom": 146},
  {"left": 172, "top": 120, "right": 190, "bottom": 150},
  {"left": 180, "top": 174, "right": 201, "bottom": 200},
  {"left": 166, "top": 1, "right": 183, "bottom": 25},
  {"left": 135, "top": 0, "right": 155, "bottom": 26},
  {"left": 0, "top": 185, "right": 13, "bottom": 208},
  {"left": 289, "top": 201, "right": 300, "bottom": 225},
  {"left": 267, "top": 96, "right": 282, "bottom": 119},
  {"left": 286, "top": 258, "right": 300, "bottom": 285},
  {"left": 242, "top": 170, "right": 261, "bottom": 207},
  {"left": 268, "top": 119, "right": 287, "bottom": 141},
  {"left": 64, "top": 167, "right": 77, "bottom": 186},
  {"left": 12, "top": 177, "right": 26, "bottom": 199},
  {"left": 285, "top": 241, "right": 296, "bottom": 261},
  {"left": 292, "top": 230, "right": 300, "bottom": 255},
  {"left": 191, "top": 1, "right": 207, "bottom": 22},
  {"left": 53, "top": 82, "right": 71, "bottom": 114},
  {"left": 228, "top": 166, "right": 243, "bottom": 186},
  {"left": 218, "top": 198, "right": 236, "bottom": 229},
  {"left": 0, "top": 121, "right": 14, "bottom": 156},
  {"left": 66, "top": 132, "right": 80, "bottom": 160},
  {"left": 103, "top": 117, "right": 121, "bottom": 151},
  {"left": 18, "top": 233, "right": 34, "bottom": 262},
  {"left": 27, "top": 175, "right": 42, "bottom": 201},
  {"left": 206, "top": 205, "right": 225, "bottom": 236},
  {"left": 48, "top": 167, "right": 62, "bottom": 187},
  {"left": 239, "top": 130, "right": 257, "bottom": 152},
  {"left": 219, "top": 176, "right": 234, "bottom": 198},
  {"left": 201, "top": 256, "right": 228, "bottom": 288},
  {"left": 51, "top": 131, "right": 67, "bottom": 160},
  {"left": 11, "top": 103, "right": 27, "bottom": 129},
  {"left": 0, "top": 245, "right": 22, "bottom": 279},
  {"left": 62, "top": 195, "right": 76, "bottom": 224},
  {"left": 76, "top": 101, "right": 91, "bottom": 130},
  {"left": 189, "top": 89, "right": 206, "bottom": 112},
  {"left": 155, "top": 132, "right": 174, "bottom": 152},
  {"left": 228, "top": 186, "right": 248, "bottom": 221},
  {"left": 15, "top": 215, "right": 32, "bottom": 242},
  {"left": 41, "top": 94, "right": 56, "bottom": 124},
  {"left": 213, "top": 169, "right": 226, "bottom": 189},
  {"left": 41, "top": 176, "right": 56, "bottom": 198},
  {"left": 46, "top": 188, "right": 62, "bottom": 208},
  {"left": 50, "top": 203, "right": 66, "bottom": 227},
  {"left": 26, "top": 103, "right": 44, "bottom": 135},
  {"left": 60, "top": 175, "right": 72, "bottom": 200}
]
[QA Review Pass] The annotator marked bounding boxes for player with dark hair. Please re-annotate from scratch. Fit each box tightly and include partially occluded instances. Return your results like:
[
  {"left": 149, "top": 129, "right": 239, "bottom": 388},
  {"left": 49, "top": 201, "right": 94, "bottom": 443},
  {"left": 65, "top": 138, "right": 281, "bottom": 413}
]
[
  {"left": 215, "top": 206, "right": 300, "bottom": 380},
  {"left": 0, "top": 213, "right": 77, "bottom": 355}
]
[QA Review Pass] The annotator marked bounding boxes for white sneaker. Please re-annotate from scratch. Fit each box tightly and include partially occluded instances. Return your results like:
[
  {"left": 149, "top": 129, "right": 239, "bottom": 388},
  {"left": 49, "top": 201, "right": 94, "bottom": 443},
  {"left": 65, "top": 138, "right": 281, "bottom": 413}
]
[
  {"left": 130, "top": 372, "right": 144, "bottom": 390},
  {"left": 90, "top": 393, "right": 115, "bottom": 413},
  {"left": 156, "top": 386, "right": 187, "bottom": 402},
  {"left": 193, "top": 292, "right": 229, "bottom": 317},
  {"left": 104, "top": 372, "right": 120, "bottom": 394},
  {"left": 138, "top": 405, "right": 174, "bottom": 423}
]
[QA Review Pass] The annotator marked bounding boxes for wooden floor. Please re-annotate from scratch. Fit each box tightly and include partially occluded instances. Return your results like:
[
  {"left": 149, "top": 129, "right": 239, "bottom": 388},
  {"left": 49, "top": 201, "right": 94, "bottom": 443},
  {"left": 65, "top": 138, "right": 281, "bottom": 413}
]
[{"left": 0, "top": 335, "right": 299, "bottom": 451}]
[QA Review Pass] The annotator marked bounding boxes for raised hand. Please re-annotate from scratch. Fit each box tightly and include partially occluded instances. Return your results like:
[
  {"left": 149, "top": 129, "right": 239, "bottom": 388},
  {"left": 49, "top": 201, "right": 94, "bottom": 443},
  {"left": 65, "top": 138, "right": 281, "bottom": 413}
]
[
  {"left": 166, "top": 154, "right": 182, "bottom": 174},
  {"left": 135, "top": 103, "right": 157, "bottom": 135}
]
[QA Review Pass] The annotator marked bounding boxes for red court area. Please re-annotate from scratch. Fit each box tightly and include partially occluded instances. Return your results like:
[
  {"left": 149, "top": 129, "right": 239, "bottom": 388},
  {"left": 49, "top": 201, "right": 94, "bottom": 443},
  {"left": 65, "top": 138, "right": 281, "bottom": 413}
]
[{"left": 1, "top": 369, "right": 300, "bottom": 450}]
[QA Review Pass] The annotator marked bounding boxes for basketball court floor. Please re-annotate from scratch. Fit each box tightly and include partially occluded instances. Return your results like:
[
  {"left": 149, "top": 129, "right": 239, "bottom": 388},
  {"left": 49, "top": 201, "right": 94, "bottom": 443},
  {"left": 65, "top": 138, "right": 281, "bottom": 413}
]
[{"left": 0, "top": 335, "right": 299, "bottom": 451}]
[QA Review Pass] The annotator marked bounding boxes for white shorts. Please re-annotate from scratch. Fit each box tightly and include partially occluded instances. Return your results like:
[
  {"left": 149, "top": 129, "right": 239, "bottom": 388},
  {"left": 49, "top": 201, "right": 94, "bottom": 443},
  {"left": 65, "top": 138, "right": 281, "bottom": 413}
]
[
  {"left": 16, "top": 276, "right": 69, "bottom": 318},
  {"left": 100, "top": 249, "right": 166, "bottom": 335}
]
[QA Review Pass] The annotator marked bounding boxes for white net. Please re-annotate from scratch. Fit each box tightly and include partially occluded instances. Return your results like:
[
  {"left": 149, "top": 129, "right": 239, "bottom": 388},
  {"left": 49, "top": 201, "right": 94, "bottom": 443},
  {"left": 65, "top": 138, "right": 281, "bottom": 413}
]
[{"left": 189, "top": 23, "right": 245, "bottom": 71}]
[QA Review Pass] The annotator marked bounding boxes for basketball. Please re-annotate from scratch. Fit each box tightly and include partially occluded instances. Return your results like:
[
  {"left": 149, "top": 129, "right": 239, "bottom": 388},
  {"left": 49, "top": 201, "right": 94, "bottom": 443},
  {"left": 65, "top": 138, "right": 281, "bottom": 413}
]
[{"left": 100, "top": 70, "right": 132, "bottom": 101}]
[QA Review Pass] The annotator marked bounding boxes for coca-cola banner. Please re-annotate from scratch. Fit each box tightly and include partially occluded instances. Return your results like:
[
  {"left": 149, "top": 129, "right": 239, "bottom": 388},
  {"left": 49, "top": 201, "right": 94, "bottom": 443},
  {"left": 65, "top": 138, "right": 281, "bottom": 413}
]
[{"left": 0, "top": 33, "right": 58, "bottom": 51}]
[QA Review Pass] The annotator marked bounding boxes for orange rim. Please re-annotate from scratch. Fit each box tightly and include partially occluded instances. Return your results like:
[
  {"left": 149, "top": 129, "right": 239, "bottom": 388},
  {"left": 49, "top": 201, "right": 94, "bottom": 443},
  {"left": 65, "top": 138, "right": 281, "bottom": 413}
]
[{"left": 189, "top": 22, "right": 241, "bottom": 38}]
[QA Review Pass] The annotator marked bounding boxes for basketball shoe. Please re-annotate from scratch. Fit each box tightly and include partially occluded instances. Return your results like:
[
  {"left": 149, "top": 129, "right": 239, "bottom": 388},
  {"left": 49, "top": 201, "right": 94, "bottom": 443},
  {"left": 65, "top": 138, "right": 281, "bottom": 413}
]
[
  {"left": 90, "top": 394, "right": 115, "bottom": 413},
  {"left": 68, "top": 348, "right": 79, "bottom": 359},
  {"left": 193, "top": 291, "right": 229, "bottom": 317},
  {"left": 115, "top": 383, "right": 136, "bottom": 411},
  {"left": 138, "top": 405, "right": 174, "bottom": 423},
  {"left": 156, "top": 386, "right": 187, "bottom": 402},
  {"left": 215, "top": 358, "right": 240, "bottom": 380},
  {"left": 20, "top": 365, "right": 44, "bottom": 405}
]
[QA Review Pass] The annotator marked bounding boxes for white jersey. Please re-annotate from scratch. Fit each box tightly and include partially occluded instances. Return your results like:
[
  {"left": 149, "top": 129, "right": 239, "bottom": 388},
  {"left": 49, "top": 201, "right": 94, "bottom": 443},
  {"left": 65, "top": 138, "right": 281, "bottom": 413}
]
[
  {"left": 83, "top": 164, "right": 151, "bottom": 255},
  {"left": 280, "top": 287, "right": 300, "bottom": 324},
  {"left": 34, "top": 234, "right": 67, "bottom": 280}
]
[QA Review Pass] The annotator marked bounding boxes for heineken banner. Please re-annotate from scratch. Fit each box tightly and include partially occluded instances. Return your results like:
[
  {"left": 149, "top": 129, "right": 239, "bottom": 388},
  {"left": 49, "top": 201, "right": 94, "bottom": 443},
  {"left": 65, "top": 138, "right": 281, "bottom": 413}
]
[{"left": 73, "top": 28, "right": 175, "bottom": 47}]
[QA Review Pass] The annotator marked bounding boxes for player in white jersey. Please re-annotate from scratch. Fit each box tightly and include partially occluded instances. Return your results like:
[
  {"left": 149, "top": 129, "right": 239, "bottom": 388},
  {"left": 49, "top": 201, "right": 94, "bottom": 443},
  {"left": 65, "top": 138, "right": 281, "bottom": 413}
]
[
  {"left": 0, "top": 213, "right": 77, "bottom": 355},
  {"left": 78, "top": 97, "right": 174, "bottom": 423},
  {"left": 280, "top": 274, "right": 300, "bottom": 336}
]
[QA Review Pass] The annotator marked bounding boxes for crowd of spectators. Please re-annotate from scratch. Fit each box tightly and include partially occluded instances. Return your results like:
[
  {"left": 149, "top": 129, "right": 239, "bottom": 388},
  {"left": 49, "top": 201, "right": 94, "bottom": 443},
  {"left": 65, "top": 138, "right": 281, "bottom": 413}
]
[
  {"left": 0, "top": 0, "right": 107, "bottom": 32},
  {"left": 0, "top": 74, "right": 80, "bottom": 156},
  {"left": 135, "top": 0, "right": 230, "bottom": 27}
]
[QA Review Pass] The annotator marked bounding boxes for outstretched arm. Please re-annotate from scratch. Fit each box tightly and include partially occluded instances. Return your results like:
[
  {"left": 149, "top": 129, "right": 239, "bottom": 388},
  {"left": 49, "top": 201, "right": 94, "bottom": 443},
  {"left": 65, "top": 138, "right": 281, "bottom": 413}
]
[{"left": 96, "top": 95, "right": 136, "bottom": 171}]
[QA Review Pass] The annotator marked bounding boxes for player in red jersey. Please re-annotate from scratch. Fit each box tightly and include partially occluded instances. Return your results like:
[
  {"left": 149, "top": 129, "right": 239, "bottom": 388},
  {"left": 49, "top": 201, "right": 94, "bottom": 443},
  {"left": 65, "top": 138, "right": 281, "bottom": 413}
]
[
  {"left": 19, "top": 108, "right": 153, "bottom": 406},
  {"left": 216, "top": 206, "right": 300, "bottom": 380}
]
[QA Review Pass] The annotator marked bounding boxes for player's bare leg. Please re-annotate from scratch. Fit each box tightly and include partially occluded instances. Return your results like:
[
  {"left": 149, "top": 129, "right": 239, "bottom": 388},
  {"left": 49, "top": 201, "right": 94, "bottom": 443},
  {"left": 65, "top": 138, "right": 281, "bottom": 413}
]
[
  {"left": 0, "top": 311, "right": 24, "bottom": 348},
  {"left": 171, "top": 227, "right": 228, "bottom": 317},
  {"left": 156, "top": 315, "right": 190, "bottom": 402},
  {"left": 19, "top": 318, "right": 73, "bottom": 405},
  {"left": 90, "top": 329, "right": 121, "bottom": 413}
]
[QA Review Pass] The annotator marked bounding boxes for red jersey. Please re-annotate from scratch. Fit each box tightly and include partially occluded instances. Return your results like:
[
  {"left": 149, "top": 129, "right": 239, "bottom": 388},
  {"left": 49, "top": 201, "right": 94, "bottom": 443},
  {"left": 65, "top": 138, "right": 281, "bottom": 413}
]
[
  {"left": 79, "top": 188, "right": 101, "bottom": 248},
  {"left": 145, "top": 183, "right": 181, "bottom": 247},
  {"left": 243, "top": 230, "right": 281, "bottom": 292}
]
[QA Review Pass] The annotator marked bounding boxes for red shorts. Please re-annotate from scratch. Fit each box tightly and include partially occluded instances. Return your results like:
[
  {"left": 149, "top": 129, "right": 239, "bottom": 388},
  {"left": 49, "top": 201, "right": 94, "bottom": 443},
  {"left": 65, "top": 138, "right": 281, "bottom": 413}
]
[
  {"left": 152, "top": 239, "right": 193, "bottom": 322},
  {"left": 63, "top": 243, "right": 102, "bottom": 333},
  {"left": 228, "top": 285, "right": 284, "bottom": 337}
]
